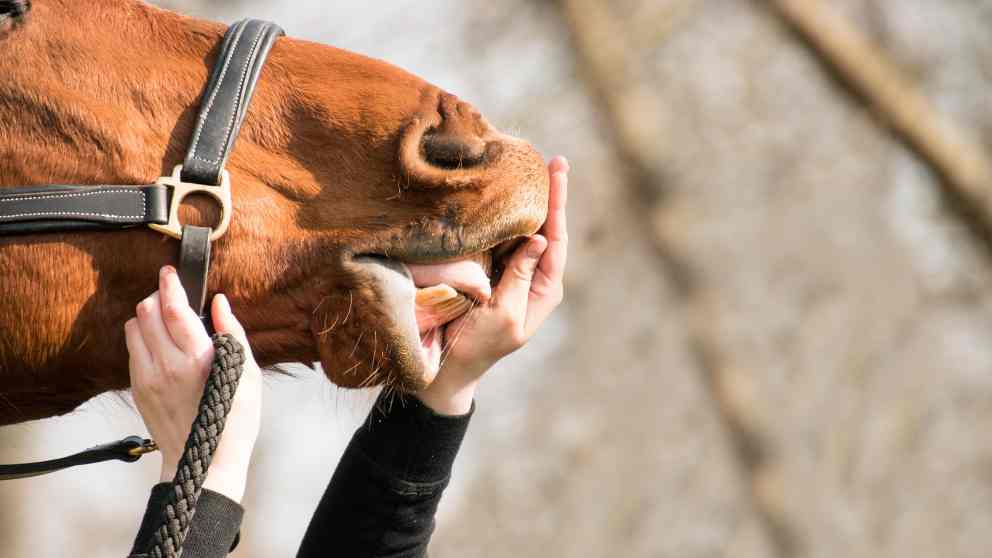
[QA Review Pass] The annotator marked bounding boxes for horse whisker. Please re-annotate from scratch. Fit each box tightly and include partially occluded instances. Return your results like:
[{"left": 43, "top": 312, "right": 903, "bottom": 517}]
[
  {"left": 349, "top": 330, "right": 365, "bottom": 360},
  {"left": 342, "top": 291, "right": 354, "bottom": 324},
  {"left": 318, "top": 313, "right": 340, "bottom": 337},
  {"left": 438, "top": 300, "right": 478, "bottom": 371}
]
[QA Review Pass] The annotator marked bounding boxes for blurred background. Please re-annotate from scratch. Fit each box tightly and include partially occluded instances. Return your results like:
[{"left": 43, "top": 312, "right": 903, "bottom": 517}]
[{"left": 4, "top": 0, "right": 992, "bottom": 556}]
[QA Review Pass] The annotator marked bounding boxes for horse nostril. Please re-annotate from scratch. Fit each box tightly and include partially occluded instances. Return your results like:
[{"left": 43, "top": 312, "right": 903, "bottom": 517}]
[
  {"left": 422, "top": 132, "right": 486, "bottom": 170},
  {"left": 400, "top": 93, "right": 492, "bottom": 185}
]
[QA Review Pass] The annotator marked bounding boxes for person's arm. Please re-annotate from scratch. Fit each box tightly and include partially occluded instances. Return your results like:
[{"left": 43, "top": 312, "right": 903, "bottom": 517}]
[
  {"left": 296, "top": 156, "right": 569, "bottom": 558},
  {"left": 129, "top": 482, "right": 245, "bottom": 557},
  {"left": 294, "top": 391, "right": 472, "bottom": 558},
  {"left": 125, "top": 267, "right": 263, "bottom": 557}
]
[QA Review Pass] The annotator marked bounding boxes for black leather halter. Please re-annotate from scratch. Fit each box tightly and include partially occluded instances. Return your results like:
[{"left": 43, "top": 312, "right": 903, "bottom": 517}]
[{"left": 0, "top": 19, "right": 284, "bottom": 480}]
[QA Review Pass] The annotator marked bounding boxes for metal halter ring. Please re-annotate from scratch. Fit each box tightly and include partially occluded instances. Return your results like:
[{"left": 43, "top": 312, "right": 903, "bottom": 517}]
[{"left": 149, "top": 164, "right": 232, "bottom": 241}]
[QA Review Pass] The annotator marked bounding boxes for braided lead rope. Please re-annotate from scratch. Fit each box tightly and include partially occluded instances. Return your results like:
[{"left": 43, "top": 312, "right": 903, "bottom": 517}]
[{"left": 145, "top": 333, "right": 245, "bottom": 558}]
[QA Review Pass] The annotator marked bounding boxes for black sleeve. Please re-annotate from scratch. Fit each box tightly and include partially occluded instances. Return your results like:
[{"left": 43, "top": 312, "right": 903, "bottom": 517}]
[
  {"left": 296, "top": 392, "right": 474, "bottom": 558},
  {"left": 128, "top": 483, "right": 244, "bottom": 557}
]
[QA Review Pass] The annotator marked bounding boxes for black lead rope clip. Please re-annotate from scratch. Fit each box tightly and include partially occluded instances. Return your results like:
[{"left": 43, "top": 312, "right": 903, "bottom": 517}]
[
  {"left": 0, "top": 435, "right": 157, "bottom": 481},
  {"left": 122, "top": 436, "right": 160, "bottom": 461}
]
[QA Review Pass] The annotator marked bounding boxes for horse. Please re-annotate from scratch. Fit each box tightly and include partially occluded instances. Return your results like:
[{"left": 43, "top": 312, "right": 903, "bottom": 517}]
[{"left": 0, "top": 0, "right": 549, "bottom": 425}]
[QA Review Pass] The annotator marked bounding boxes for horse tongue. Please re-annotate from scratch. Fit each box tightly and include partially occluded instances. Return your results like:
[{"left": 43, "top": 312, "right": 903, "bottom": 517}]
[{"left": 406, "top": 257, "right": 492, "bottom": 302}]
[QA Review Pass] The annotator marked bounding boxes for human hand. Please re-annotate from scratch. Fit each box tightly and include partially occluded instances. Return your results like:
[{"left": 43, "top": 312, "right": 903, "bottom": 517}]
[
  {"left": 125, "top": 266, "right": 262, "bottom": 503},
  {"left": 416, "top": 156, "right": 569, "bottom": 415}
]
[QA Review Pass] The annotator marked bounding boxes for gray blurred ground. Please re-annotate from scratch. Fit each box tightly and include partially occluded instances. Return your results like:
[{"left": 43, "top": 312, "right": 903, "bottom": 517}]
[{"left": 3, "top": 1, "right": 992, "bottom": 557}]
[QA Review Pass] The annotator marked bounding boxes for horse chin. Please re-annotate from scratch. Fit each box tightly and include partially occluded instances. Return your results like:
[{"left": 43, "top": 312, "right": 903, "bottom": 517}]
[
  {"left": 318, "top": 243, "right": 506, "bottom": 393},
  {"left": 358, "top": 255, "right": 440, "bottom": 386},
  {"left": 314, "top": 255, "right": 436, "bottom": 392}
]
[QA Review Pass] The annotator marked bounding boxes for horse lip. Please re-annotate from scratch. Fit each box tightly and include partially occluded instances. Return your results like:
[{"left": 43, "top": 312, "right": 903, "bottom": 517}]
[
  {"left": 358, "top": 233, "right": 527, "bottom": 276},
  {"left": 343, "top": 242, "right": 501, "bottom": 389},
  {"left": 346, "top": 255, "right": 435, "bottom": 386},
  {"left": 336, "top": 219, "right": 541, "bottom": 388}
]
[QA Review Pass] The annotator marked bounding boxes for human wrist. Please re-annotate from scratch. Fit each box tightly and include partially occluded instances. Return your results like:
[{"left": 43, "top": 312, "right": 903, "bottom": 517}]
[
  {"left": 157, "top": 449, "right": 252, "bottom": 503},
  {"left": 201, "top": 459, "right": 250, "bottom": 504},
  {"left": 416, "top": 374, "right": 480, "bottom": 416},
  {"left": 159, "top": 455, "right": 179, "bottom": 483}
]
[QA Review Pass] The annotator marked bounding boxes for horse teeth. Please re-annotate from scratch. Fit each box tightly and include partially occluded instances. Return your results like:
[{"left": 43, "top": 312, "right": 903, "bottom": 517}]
[
  {"left": 428, "top": 296, "right": 471, "bottom": 323},
  {"left": 437, "top": 295, "right": 472, "bottom": 314},
  {"left": 415, "top": 284, "right": 458, "bottom": 304},
  {"left": 415, "top": 284, "right": 473, "bottom": 330}
]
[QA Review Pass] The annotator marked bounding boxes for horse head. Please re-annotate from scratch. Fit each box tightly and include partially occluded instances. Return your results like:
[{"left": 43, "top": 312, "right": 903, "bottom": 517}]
[{"left": 0, "top": 0, "right": 548, "bottom": 423}]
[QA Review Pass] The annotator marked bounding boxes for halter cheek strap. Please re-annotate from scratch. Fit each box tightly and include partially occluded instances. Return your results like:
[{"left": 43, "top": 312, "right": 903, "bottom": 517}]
[
  {"left": 173, "top": 18, "right": 283, "bottom": 319},
  {"left": 181, "top": 18, "right": 283, "bottom": 187}
]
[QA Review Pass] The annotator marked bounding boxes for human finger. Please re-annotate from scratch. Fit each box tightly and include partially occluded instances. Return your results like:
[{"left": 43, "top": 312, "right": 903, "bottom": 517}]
[
  {"left": 135, "top": 292, "right": 181, "bottom": 363},
  {"left": 211, "top": 294, "right": 248, "bottom": 345},
  {"left": 548, "top": 154, "right": 569, "bottom": 176},
  {"left": 526, "top": 252, "right": 565, "bottom": 338},
  {"left": 536, "top": 168, "right": 567, "bottom": 286},
  {"left": 541, "top": 167, "right": 567, "bottom": 242},
  {"left": 125, "top": 317, "right": 153, "bottom": 385},
  {"left": 158, "top": 266, "right": 211, "bottom": 357},
  {"left": 492, "top": 235, "right": 548, "bottom": 320}
]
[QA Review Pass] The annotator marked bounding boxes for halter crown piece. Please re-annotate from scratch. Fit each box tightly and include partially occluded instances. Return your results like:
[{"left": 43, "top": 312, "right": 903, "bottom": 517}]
[{"left": 0, "top": 18, "right": 284, "bottom": 556}]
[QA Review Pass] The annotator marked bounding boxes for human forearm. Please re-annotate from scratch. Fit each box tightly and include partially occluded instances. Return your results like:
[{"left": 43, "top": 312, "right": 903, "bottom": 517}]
[
  {"left": 297, "top": 391, "right": 472, "bottom": 558},
  {"left": 129, "top": 484, "right": 244, "bottom": 557}
]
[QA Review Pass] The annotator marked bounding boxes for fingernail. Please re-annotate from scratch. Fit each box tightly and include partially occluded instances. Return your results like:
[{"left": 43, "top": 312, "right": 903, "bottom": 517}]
[{"left": 161, "top": 265, "right": 174, "bottom": 278}]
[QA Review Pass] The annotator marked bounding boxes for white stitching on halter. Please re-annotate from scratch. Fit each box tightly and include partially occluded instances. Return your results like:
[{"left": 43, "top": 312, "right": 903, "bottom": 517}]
[
  {"left": 191, "top": 23, "right": 268, "bottom": 167},
  {"left": 0, "top": 190, "right": 146, "bottom": 220},
  {"left": 188, "top": 22, "right": 255, "bottom": 166}
]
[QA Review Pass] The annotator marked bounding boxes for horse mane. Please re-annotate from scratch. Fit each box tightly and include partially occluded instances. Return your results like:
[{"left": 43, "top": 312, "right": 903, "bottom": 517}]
[{"left": 0, "top": 0, "right": 30, "bottom": 20}]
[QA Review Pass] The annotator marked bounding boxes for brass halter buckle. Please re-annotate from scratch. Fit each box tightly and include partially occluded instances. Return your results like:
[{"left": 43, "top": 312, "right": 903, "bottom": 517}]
[{"left": 149, "top": 164, "right": 232, "bottom": 241}]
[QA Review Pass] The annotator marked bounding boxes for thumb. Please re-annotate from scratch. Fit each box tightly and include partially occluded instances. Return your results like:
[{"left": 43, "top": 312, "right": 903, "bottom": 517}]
[
  {"left": 493, "top": 235, "right": 548, "bottom": 314},
  {"left": 211, "top": 294, "right": 247, "bottom": 343}
]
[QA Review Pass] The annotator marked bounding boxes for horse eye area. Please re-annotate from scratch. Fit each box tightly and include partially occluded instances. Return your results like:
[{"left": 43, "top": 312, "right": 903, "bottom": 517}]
[{"left": 421, "top": 131, "right": 486, "bottom": 169}]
